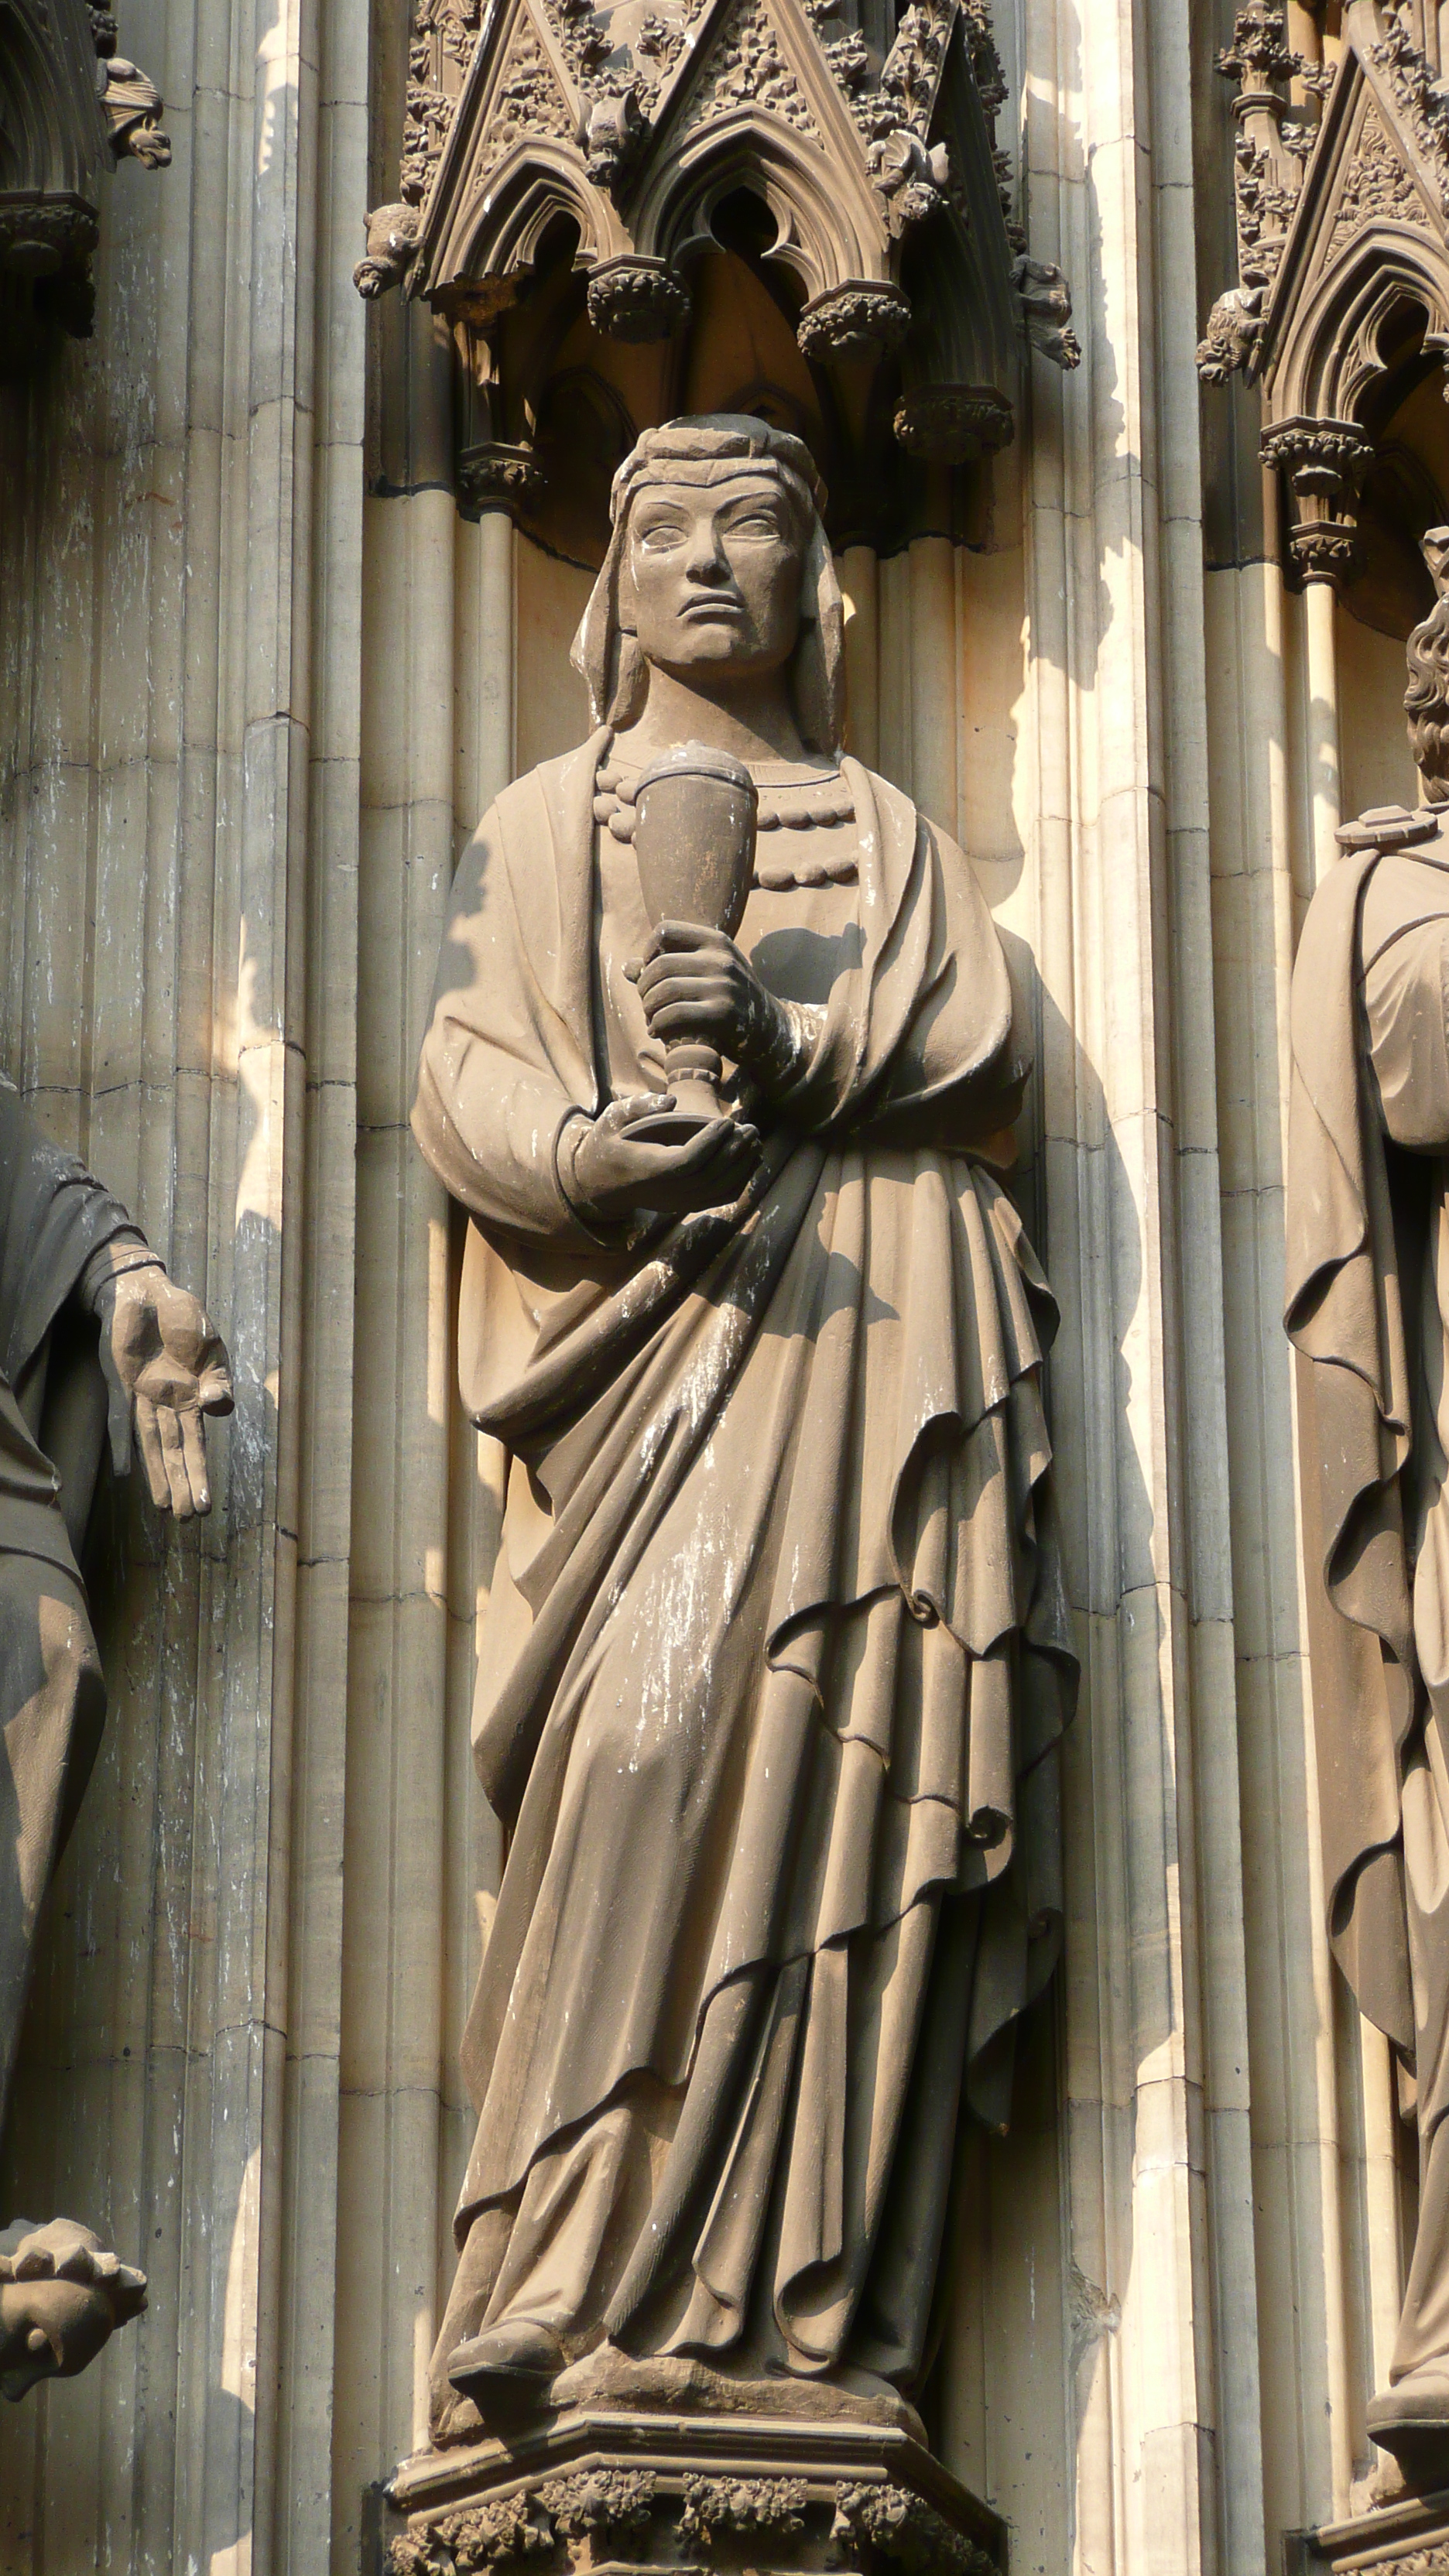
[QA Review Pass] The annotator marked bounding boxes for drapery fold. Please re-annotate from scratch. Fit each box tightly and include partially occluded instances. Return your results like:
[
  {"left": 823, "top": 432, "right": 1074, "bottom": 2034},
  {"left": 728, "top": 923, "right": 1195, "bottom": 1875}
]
[{"left": 1285, "top": 846, "right": 1420, "bottom": 2051}]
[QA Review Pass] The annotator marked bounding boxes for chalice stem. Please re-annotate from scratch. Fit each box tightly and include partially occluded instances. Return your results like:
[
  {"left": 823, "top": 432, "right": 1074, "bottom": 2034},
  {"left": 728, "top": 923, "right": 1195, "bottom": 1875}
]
[{"left": 663, "top": 1039, "right": 728, "bottom": 1128}]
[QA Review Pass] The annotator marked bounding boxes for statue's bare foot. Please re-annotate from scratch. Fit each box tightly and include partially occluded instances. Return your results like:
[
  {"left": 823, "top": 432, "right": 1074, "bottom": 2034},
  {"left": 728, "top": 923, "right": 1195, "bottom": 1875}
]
[{"left": 0, "top": 2218, "right": 147, "bottom": 2401}]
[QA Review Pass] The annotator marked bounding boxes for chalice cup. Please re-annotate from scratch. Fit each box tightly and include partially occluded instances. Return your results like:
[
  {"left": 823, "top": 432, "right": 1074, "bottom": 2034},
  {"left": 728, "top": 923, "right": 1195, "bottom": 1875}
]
[{"left": 629, "top": 740, "right": 759, "bottom": 1139}]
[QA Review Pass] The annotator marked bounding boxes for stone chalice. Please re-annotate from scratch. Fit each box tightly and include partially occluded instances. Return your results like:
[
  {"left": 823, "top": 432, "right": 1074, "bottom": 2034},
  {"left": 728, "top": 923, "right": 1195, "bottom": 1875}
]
[{"left": 627, "top": 739, "right": 758, "bottom": 1139}]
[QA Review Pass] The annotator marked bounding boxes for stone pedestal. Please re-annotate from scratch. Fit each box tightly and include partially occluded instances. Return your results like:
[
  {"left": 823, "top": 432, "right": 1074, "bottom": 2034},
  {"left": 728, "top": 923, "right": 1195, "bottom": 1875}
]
[
  {"left": 385, "top": 2412, "right": 1005, "bottom": 2576},
  {"left": 1287, "top": 2485, "right": 1449, "bottom": 2571}
]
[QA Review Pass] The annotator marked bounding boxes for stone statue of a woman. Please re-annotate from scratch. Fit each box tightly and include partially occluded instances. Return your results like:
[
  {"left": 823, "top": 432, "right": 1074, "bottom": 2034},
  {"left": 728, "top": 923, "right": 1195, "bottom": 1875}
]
[{"left": 413, "top": 414, "right": 1076, "bottom": 2444}]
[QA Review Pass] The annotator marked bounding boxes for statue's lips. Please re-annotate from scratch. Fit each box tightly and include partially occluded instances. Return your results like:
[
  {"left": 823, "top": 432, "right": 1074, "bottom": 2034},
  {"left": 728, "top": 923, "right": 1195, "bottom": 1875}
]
[{"left": 678, "top": 597, "right": 745, "bottom": 623}]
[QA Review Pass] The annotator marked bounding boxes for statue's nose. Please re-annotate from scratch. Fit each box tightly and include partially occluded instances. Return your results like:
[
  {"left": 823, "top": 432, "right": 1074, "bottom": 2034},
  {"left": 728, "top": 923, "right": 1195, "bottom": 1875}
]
[{"left": 683, "top": 531, "right": 728, "bottom": 579}]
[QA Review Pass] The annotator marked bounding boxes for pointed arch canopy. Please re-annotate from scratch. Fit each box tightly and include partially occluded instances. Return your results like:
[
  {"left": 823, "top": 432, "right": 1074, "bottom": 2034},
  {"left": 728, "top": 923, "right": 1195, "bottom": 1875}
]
[
  {"left": 1267, "top": 226, "right": 1449, "bottom": 427},
  {"left": 1199, "top": 0, "right": 1449, "bottom": 587},
  {"left": 356, "top": 0, "right": 1080, "bottom": 516}
]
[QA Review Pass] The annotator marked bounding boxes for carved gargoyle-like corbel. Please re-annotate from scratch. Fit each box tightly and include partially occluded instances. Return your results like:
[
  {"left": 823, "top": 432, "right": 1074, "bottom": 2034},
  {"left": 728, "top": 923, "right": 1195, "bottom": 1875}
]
[
  {"left": 355, "top": 200, "right": 420, "bottom": 299},
  {"left": 97, "top": 53, "right": 171, "bottom": 168},
  {"left": 866, "top": 126, "right": 951, "bottom": 236},
  {"left": 584, "top": 80, "right": 646, "bottom": 193},
  {"left": 1196, "top": 282, "right": 1266, "bottom": 385},
  {"left": 1012, "top": 253, "right": 1081, "bottom": 369}
]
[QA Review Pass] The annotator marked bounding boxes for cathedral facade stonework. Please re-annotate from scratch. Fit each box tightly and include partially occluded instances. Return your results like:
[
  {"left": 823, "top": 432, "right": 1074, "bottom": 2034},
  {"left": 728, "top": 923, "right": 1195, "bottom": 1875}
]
[{"left": 5, "top": 4, "right": 1449, "bottom": 2574}]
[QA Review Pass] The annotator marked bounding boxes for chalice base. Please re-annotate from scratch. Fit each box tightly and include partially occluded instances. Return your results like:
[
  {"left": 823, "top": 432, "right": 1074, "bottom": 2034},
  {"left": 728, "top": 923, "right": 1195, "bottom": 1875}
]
[{"left": 628, "top": 1048, "right": 731, "bottom": 1144}]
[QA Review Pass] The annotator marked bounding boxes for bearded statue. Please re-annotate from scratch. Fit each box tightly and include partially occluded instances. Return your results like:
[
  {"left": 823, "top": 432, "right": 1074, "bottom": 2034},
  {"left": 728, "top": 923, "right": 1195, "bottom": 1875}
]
[{"left": 411, "top": 414, "right": 1076, "bottom": 2446}]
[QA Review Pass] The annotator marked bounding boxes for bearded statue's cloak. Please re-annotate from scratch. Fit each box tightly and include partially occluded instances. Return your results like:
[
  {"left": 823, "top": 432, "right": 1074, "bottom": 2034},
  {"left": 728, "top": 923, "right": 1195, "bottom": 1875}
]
[
  {"left": 413, "top": 734, "right": 1077, "bottom": 2427},
  {"left": 1286, "top": 817, "right": 1449, "bottom": 2376},
  {"left": 0, "top": 1079, "right": 143, "bottom": 2137}
]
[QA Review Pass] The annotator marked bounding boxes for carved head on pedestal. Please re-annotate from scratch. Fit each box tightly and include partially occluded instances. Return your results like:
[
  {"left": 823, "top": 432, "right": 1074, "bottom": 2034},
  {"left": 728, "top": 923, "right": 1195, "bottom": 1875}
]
[
  {"left": 570, "top": 415, "right": 844, "bottom": 757},
  {"left": 1407, "top": 526, "right": 1449, "bottom": 807}
]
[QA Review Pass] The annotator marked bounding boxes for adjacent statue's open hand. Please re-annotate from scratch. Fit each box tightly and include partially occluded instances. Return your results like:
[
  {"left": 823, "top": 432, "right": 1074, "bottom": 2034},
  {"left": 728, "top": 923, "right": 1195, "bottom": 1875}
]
[
  {"left": 628, "top": 922, "right": 796, "bottom": 1078},
  {"left": 94, "top": 1265, "right": 235, "bottom": 1518},
  {"left": 566, "top": 1094, "right": 760, "bottom": 1225}
]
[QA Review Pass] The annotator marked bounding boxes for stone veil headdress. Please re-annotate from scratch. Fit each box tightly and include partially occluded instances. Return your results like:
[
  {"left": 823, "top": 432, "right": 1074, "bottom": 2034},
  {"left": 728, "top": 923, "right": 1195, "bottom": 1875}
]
[{"left": 570, "top": 415, "right": 845, "bottom": 758}]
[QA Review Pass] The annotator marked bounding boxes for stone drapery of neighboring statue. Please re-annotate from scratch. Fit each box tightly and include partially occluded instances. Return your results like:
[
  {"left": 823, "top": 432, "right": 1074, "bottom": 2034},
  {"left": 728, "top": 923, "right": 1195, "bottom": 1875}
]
[
  {"left": 412, "top": 414, "right": 1077, "bottom": 2444},
  {"left": 1287, "top": 526, "right": 1449, "bottom": 2480},
  {"left": 0, "top": 1081, "right": 231, "bottom": 2403}
]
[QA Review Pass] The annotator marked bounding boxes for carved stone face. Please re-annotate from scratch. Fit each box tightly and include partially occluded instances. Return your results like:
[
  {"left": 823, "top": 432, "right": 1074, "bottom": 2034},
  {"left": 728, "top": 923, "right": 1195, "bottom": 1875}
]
[{"left": 618, "top": 474, "right": 805, "bottom": 686}]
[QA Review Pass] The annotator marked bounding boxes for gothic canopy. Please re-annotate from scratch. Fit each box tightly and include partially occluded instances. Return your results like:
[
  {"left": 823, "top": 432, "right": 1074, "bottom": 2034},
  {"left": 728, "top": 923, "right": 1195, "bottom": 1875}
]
[{"left": 357, "top": 0, "right": 1078, "bottom": 539}]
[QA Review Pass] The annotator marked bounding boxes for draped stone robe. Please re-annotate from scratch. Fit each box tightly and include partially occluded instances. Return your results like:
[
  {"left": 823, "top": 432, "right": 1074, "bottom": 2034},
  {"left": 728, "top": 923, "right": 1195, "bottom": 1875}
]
[
  {"left": 0, "top": 1081, "right": 145, "bottom": 2143},
  {"left": 413, "top": 732, "right": 1076, "bottom": 2434},
  {"left": 1287, "top": 816, "right": 1449, "bottom": 2381}
]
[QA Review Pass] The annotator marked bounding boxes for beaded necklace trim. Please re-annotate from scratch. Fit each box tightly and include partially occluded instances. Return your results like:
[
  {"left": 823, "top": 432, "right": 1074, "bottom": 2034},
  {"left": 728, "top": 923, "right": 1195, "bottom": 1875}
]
[{"left": 594, "top": 758, "right": 858, "bottom": 889}]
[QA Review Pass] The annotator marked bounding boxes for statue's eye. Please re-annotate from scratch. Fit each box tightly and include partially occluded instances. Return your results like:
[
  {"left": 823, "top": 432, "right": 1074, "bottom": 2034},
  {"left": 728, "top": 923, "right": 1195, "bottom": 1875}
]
[{"left": 637, "top": 521, "right": 687, "bottom": 550}]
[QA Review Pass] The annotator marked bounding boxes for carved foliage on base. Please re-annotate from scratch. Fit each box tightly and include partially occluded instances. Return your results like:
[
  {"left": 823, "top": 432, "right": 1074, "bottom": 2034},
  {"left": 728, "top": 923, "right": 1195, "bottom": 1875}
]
[
  {"left": 796, "top": 281, "right": 910, "bottom": 361},
  {"left": 831, "top": 2485, "right": 995, "bottom": 2576},
  {"left": 543, "top": 2468, "right": 659, "bottom": 2537},
  {"left": 678, "top": 2474, "right": 808, "bottom": 2542},
  {"left": 584, "top": 255, "right": 690, "bottom": 338},
  {"left": 390, "top": 2472, "right": 999, "bottom": 2576}
]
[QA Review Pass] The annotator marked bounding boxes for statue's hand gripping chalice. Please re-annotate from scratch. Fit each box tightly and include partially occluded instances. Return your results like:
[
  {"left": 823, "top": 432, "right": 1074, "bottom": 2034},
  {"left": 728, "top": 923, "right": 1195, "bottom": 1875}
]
[{"left": 627, "top": 741, "right": 759, "bottom": 1141}]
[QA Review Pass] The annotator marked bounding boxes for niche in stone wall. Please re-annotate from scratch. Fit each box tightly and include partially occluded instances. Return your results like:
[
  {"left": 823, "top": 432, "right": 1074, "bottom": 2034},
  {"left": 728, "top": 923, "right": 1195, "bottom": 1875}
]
[
  {"left": 350, "top": 3, "right": 1081, "bottom": 2529},
  {"left": 356, "top": 0, "right": 1081, "bottom": 560},
  {"left": 1198, "top": 8, "right": 1449, "bottom": 822},
  {"left": 459, "top": 184, "right": 1030, "bottom": 786},
  {"left": 357, "top": 0, "right": 1084, "bottom": 825},
  {"left": 455, "top": 208, "right": 999, "bottom": 568},
  {"left": 1334, "top": 300, "right": 1449, "bottom": 817}
]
